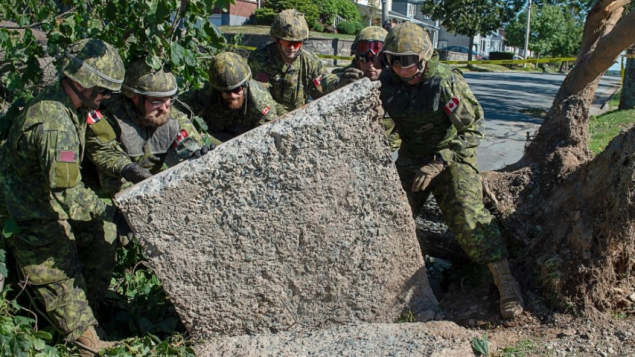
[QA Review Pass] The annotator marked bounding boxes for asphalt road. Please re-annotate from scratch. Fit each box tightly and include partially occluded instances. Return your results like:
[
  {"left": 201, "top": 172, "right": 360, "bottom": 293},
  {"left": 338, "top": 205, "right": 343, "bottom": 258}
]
[{"left": 464, "top": 72, "right": 622, "bottom": 171}]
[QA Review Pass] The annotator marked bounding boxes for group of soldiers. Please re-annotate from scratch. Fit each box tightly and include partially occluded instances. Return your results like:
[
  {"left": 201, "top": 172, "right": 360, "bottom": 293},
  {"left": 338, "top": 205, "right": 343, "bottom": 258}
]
[{"left": 0, "top": 7, "right": 524, "bottom": 356}]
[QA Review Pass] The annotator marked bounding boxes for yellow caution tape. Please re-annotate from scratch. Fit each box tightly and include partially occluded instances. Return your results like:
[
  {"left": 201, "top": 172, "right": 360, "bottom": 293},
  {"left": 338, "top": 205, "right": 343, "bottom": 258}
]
[{"left": 231, "top": 45, "right": 577, "bottom": 65}]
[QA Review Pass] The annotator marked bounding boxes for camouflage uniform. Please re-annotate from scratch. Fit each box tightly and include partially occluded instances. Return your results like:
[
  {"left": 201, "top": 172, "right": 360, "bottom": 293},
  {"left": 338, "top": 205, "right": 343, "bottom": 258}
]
[
  {"left": 0, "top": 39, "right": 124, "bottom": 340},
  {"left": 86, "top": 59, "right": 206, "bottom": 196},
  {"left": 88, "top": 94, "right": 205, "bottom": 196},
  {"left": 177, "top": 52, "right": 284, "bottom": 142},
  {"left": 379, "top": 42, "right": 507, "bottom": 265},
  {"left": 248, "top": 9, "right": 341, "bottom": 112}
]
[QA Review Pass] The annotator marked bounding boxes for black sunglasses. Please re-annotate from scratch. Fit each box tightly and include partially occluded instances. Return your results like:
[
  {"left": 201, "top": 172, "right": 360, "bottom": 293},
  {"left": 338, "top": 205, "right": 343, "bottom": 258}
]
[
  {"left": 96, "top": 87, "right": 114, "bottom": 96},
  {"left": 355, "top": 54, "right": 377, "bottom": 64},
  {"left": 220, "top": 86, "right": 244, "bottom": 94},
  {"left": 382, "top": 53, "right": 420, "bottom": 68}
]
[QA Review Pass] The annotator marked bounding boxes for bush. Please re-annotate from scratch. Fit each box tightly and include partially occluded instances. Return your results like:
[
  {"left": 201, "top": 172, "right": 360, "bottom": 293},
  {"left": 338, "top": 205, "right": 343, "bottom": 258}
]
[
  {"left": 337, "top": 21, "right": 362, "bottom": 35},
  {"left": 488, "top": 51, "right": 515, "bottom": 60},
  {"left": 254, "top": 8, "right": 277, "bottom": 26},
  {"left": 313, "top": 22, "right": 325, "bottom": 32}
]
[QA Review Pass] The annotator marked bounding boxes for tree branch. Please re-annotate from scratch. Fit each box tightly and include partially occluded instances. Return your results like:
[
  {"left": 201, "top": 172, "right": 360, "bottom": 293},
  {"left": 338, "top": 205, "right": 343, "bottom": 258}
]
[
  {"left": 579, "top": 0, "right": 629, "bottom": 55},
  {"left": 0, "top": 7, "right": 77, "bottom": 29}
]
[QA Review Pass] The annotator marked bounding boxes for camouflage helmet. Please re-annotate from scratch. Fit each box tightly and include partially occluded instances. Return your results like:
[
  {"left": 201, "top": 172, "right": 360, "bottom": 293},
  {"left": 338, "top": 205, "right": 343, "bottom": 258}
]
[
  {"left": 61, "top": 38, "right": 124, "bottom": 91},
  {"left": 352, "top": 26, "right": 388, "bottom": 55},
  {"left": 122, "top": 58, "right": 178, "bottom": 98},
  {"left": 270, "top": 9, "right": 309, "bottom": 41},
  {"left": 382, "top": 22, "right": 433, "bottom": 62},
  {"left": 208, "top": 52, "right": 252, "bottom": 91}
]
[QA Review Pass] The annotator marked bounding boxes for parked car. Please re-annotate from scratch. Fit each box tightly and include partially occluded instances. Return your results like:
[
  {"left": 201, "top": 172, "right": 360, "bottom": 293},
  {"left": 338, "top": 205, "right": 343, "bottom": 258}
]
[{"left": 441, "top": 45, "right": 484, "bottom": 60}]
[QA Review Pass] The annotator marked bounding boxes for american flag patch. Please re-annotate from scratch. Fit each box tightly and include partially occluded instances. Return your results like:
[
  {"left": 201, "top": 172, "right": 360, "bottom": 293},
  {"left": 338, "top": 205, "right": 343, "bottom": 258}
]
[
  {"left": 86, "top": 110, "right": 103, "bottom": 125},
  {"left": 313, "top": 75, "right": 322, "bottom": 86},
  {"left": 443, "top": 98, "right": 460, "bottom": 115},
  {"left": 261, "top": 106, "right": 271, "bottom": 115},
  {"left": 58, "top": 150, "right": 77, "bottom": 162},
  {"left": 173, "top": 130, "right": 189, "bottom": 148}
]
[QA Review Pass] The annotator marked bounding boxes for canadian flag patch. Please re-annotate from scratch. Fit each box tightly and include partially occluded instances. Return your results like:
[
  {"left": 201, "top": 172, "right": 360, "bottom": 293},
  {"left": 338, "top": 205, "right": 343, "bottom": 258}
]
[
  {"left": 261, "top": 106, "right": 271, "bottom": 115},
  {"left": 313, "top": 75, "right": 322, "bottom": 87},
  {"left": 58, "top": 150, "right": 77, "bottom": 162},
  {"left": 443, "top": 98, "right": 460, "bottom": 115},
  {"left": 173, "top": 130, "right": 189, "bottom": 148},
  {"left": 86, "top": 109, "right": 103, "bottom": 125}
]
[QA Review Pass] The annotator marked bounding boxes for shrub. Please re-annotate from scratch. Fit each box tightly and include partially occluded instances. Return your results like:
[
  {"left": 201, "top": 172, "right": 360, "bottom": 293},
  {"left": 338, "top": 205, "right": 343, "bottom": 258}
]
[
  {"left": 337, "top": 20, "right": 362, "bottom": 35},
  {"left": 254, "top": 8, "right": 277, "bottom": 26},
  {"left": 488, "top": 51, "right": 515, "bottom": 60},
  {"left": 313, "top": 22, "right": 325, "bottom": 32}
]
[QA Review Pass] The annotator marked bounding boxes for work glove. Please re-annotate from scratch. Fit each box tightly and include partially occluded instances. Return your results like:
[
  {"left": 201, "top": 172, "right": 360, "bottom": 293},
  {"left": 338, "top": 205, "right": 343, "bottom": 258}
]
[
  {"left": 113, "top": 210, "right": 133, "bottom": 246},
  {"left": 189, "top": 144, "right": 215, "bottom": 159},
  {"left": 412, "top": 159, "right": 446, "bottom": 193},
  {"left": 136, "top": 155, "right": 162, "bottom": 169},
  {"left": 121, "top": 163, "right": 153, "bottom": 184},
  {"left": 336, "top": 68, "right": 364, "bottom": 89}
]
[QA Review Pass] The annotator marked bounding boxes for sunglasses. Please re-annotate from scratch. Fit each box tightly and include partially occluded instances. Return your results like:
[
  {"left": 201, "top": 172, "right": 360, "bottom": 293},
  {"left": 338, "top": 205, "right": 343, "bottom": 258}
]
[
  {"left": 145, "top": 96, "right": 177, "bottom": 108},
  {"left": 382, "top": 53, "right": 420, "bottom": 69},
  {"left": 220, "top": 86, "right": 244, "bottom": 95},
  {"left": 279, "top": 39, "right": 303, "bottom": 48},
  {"left": 355, "top": 54, "right": 377, "bottom": 64},
  {"left": 96, "top": 87, "right": 114, "bottom": 96},
  {"left": 355, "top": 40, "right": 383, "bottom": 57}
]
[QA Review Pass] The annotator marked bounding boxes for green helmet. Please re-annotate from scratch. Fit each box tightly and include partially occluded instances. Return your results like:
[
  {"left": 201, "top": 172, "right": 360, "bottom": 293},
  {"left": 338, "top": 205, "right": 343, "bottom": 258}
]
[
  {"left": 62, "top": 38, "right": 124, "bottom": 91},
  {"left": 352, "top": 26, "right": 387, "bottom": 55},
  {"left": 270, "top": 9, "right": 309, "bottom": 41},
  {"left": 382, "top": 22, "right": 433, "bottom": 62},
  {"left": 208, "top": 52, "right": 251, "bottom": 91},
  {"left": 122, "top": 58, "right": 178, "bottom": 98}
]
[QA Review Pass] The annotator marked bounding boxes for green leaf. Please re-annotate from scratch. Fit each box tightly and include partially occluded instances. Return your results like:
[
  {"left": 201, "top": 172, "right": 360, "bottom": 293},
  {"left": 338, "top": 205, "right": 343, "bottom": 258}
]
[
  {"left": 471, "top": 333, "right": 489, "bottom": 356},
  {"left": 32, "top": 330, "right": 52, "bottom": 341},
  {"left": 2, "top": 218, "right": 21, "bottom": 239},
  {"left": 170, "top": 42, "right": 185, "bottom": 67}
]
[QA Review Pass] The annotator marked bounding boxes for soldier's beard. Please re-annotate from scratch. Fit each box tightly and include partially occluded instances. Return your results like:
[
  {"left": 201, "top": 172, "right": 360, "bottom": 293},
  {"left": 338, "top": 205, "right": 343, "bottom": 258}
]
[
  {"left": 223, "top": 94, "right": 245, "bottom": 110},
  {"left": 140, "top": 108, "right": 170, "bottom": 127}
]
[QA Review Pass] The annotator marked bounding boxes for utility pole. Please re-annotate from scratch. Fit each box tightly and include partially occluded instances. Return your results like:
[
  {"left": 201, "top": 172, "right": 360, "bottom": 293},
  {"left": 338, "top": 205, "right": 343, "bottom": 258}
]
[
  {"left": 381, "top": 0, "right": 388, "bottom": 28},
  {"left": 523, "top": 0, "right": 532, "bottom": 61}
]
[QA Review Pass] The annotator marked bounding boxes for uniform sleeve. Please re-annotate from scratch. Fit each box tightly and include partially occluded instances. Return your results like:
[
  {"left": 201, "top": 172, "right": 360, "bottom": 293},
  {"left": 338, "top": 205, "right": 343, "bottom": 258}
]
[
  {"left": 85, "top": 113, "right": 132, "bottom": 178},
  {"left": 249, "top": 81, "right": 283, "bottom": 124},
  {"left": 439, "top": 71, "right": 484, "bottom": 164},
  {"left": 248, "top": 49, "right": 270, "bottom": 88},
  {"left": 175, "top": 91, "right": 223, "bottom": 147},
  {"left": 307, "top": 55, "right": 340, "bottom": 100},
  {"left": 34, "top": 125, "right": 112, "bottom": 221}
]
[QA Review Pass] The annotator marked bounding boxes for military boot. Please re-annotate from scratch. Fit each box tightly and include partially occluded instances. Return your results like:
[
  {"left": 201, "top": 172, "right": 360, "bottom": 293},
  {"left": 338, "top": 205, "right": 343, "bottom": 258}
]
[
  {"left": 74, "top": 326, "right": 116, "bottom": 357},
  {"left": 487, "top": 258, "right": 524, "bottom": 319}
]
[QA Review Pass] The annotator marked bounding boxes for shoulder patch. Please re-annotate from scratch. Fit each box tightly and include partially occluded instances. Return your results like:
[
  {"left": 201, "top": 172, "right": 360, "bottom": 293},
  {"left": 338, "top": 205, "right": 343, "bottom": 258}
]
[
  {"left": 256, "top": 73, "right": 270, "bottom": 83},
  {"left": 173, "top": 130, "right": 189, "bottom": 148},
  {"left": 261, "top": 105, "right": 271, "bottom": 116},
  {"left": 86, "top": 110, "right": 103, "bottom": 125},
  {"left": 444, "top": 98, "right": 460, "bottom": 115},
  {"left": 313, "top": 75, "right": 322, "bottom": 87},
  {"left": 57, "top": 150, "right": 78, "bottom": 162}
]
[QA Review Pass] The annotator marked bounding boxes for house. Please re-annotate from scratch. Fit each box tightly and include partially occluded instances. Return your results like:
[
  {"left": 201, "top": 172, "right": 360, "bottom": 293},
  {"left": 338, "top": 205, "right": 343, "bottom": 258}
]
[{"left": 210, "top": 0, "right": 258, "bottom": 26}]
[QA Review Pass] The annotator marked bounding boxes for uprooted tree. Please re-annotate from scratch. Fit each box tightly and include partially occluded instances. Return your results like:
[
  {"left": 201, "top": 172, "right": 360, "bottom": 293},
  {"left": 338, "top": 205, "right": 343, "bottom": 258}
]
[{"left": 424, "top": 0, "right": 635, "bottom": 314}]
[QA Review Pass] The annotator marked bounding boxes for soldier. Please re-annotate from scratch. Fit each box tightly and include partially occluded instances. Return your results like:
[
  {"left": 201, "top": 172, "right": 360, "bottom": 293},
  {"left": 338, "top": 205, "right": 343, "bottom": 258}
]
[
  {"left": 177, "top": 52, "right": 283, "bottom": 142},
  {"left": 377, "top": 23, "right": 524, "bottom": 319},
  {"left": 0, "top": 38, "right": 124, "bottom": 355},
  {"left": 86, "top": 58, "right": 210, "bottom": 196},
  {"left": 333, "top": 26, "right": 400, "bottom": 151},
  {"left": 248, "top": 9, "right": 363, "bottom": 112}
]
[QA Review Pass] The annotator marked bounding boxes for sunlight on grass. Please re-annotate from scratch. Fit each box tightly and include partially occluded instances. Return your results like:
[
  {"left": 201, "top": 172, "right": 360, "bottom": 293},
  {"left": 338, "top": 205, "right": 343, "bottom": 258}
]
[
  {"left": 588, "top": 108, "right": 635, "bottom": 155},
  {"left": 496, "top": 339, "right": 538, "bottom": 357},
  {"left": 520, "top": 107, "right": 547, "bottom": 118}
]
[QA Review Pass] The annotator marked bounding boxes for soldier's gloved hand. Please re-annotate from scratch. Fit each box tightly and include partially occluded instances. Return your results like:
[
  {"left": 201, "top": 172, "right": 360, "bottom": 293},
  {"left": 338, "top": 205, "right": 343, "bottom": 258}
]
[
  {"left": 113, "top": 210, "right": 133, "bottom": 247},
  {"left": 136, "top": 155, "right": 162, "bottom": 168},
  {"left": 412, "top": 159, "right": 445, "bottom": 192},
  {"left": 337, "top": 68, "right": 364, "bottom": 89},
  {"left": 189, "top": 144, "right": 214, "bottom": 159},
  {"left": 121, "top": 163, "right": 153, "bottom": 184}
]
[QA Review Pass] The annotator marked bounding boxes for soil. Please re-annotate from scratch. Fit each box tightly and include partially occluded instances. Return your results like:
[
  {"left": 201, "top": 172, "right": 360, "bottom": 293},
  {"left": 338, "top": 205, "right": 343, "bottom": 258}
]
[{"left": 426, "top": 258, "right": 635, "bottom": 356}]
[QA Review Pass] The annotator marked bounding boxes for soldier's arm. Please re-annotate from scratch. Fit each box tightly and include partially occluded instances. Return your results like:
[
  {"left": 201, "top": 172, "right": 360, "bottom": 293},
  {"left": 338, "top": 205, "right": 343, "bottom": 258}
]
[
  {"left": 438, "top": 71, "right": 484, "bottom": 164},
  {"left": 36, "top": 124, "right": 113, "bottom": 222},
  {"left": 249, "top": 81, "right": 283, "bottom": 124},
  {"left": 175, "top": 91, "right": 223, "bottom": 147},
  {"left": 307, "top": 55, "right": 340, "bottom": 99},
  {"left": 85, "top": 110, "right": 132, "bottom": 179}
]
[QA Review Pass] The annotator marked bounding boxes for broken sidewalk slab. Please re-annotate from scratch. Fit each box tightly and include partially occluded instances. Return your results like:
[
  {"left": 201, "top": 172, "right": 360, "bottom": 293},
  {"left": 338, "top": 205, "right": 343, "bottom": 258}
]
[{"left": 115, "top": 79, "right": 437, "bottom": 339}]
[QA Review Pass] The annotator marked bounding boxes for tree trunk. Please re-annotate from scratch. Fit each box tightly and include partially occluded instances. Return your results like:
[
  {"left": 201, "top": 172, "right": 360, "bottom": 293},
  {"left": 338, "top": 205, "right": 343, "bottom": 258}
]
[
  {"left": 480, "top": 1, "right": 635, "bottom": 313},
  {"left": 618, "top": 44, "right": 635, "bottom": 110}
]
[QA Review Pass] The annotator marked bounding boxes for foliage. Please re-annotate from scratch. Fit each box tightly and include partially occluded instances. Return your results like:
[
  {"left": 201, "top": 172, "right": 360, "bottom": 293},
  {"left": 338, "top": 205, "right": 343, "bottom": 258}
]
[
  {"left": 336, "top": 21, "right": 363, "bottom": 35},
  {"left": 254, "top": 8, "right": 278, "bottom": 26},
  {"left": 504, "top": 4, "right": 583, "bottom": 58},
  {"left": 588, "top": 108, "right": 635, "bottom": 155},
  {"left": 0, "top": 0, "right": 227, "bottom": 114},
  {"left": 262, "top": 0, "right": 320, "bottom": 30},
  {"left": 420, "top": 0, "right": 525, "bottom": 43},
  {"left": 262, "top": 0, "right": 360, "bottom": 30},
  {"left": 488, "top": 51, "right": 515, "bottom": 60},
  {"left": 471, "top": 333, "right": 489, "bottom": 357},
  {"left": 496, "top": 339, "right": 536, "bottom": 357}
]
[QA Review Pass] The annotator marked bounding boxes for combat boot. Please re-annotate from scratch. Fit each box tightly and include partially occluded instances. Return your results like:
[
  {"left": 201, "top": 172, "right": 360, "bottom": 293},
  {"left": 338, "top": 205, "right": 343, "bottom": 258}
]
[
  {"left": 487, "top": 258, "right": 524, "bottom": 319},
  {"left": 74, "top": 326, "right": 116, "bottom": 357}
]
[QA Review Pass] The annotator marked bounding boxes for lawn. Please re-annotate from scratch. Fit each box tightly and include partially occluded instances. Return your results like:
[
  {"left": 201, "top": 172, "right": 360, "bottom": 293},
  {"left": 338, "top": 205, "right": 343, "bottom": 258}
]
[{"left": 218, "top": 25, "right": 356, "bottom": 40}]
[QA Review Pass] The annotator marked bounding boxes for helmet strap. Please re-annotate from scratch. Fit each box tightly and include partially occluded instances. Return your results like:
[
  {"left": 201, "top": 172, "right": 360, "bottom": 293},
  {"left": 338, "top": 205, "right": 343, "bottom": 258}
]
[
  {"left": 135, "top": 96, "right": 148, "bottom": 124},
  {"left": 395, "top": 61, "right": 425, "bottom": 83},
  {"left": 242, "top": 85, "right": 249, "bottom": 116},
  {"left": 63, "top": 78, "right": 100, "bottom": 109}
]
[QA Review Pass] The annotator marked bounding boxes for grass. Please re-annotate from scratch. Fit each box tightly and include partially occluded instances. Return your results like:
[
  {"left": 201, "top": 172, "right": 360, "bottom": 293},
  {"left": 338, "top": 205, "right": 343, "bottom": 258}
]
[
  {"left": 495, "top": 339, "right": 539, "bottom": 357},
  {"left": 588, "top": 104, "right": 635, "bottom": 155}
]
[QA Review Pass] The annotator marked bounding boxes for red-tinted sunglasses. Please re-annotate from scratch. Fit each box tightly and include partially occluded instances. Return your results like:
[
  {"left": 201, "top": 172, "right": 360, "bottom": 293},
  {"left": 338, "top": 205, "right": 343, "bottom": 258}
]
[
  {"left": 279, "top": 39, "right": 303, "bottom": 49},
  {"left": 355, "top": 40, "right": 383, "bottom": 57}
]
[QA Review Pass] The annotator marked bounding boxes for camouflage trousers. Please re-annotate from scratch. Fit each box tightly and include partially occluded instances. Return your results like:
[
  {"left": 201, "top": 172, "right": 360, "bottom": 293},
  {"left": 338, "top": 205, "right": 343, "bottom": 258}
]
[
  {"left": 396, "top": 160, "right": 508, "bottom": 264},
  {"left": 6, "top": 218, "right": 117, "bottom": 340}
]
